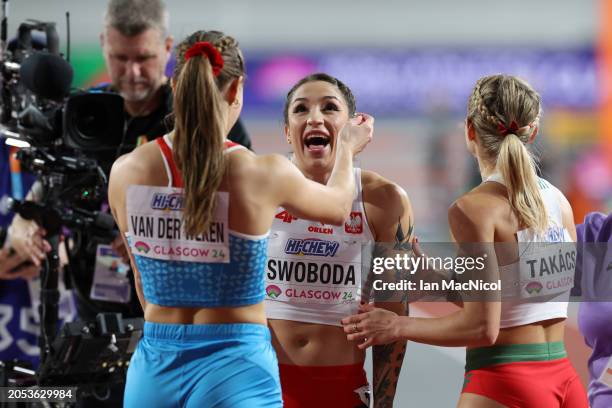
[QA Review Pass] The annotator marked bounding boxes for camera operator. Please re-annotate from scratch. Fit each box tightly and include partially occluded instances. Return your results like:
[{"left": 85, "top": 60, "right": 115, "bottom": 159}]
[{"left": 10, "top": 0, "right": 253, "bottom": 323}]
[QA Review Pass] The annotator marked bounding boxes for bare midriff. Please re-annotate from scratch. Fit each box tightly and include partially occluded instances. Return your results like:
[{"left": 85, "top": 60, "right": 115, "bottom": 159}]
[
  {"left": 269, "top": 319, "right": 364, "bottom": 366},
  {"left": 471, "top": 318, "right": 566, "bottom": 350}
]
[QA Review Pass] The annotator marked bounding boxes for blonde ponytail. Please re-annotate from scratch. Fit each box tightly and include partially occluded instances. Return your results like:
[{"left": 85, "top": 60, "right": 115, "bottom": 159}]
[{"left": 497, "top": 134, "right": 548, "bottom": 232}]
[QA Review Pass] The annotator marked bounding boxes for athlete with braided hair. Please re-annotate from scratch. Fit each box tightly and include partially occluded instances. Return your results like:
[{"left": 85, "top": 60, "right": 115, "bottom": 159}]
[
  {"left": 341, "top": 74, "right": 589, "bottom": 407},
  {"left": 109, "top": 30, "right": 373, "bottom": 407}
]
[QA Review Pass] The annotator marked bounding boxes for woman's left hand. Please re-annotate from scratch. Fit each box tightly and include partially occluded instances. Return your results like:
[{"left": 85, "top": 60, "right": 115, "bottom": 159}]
[{"left": 341, "top": 303, "right": 401, "bottom": 349}]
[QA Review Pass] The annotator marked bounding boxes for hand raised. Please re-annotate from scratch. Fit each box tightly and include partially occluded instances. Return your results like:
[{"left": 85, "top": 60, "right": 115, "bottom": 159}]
[{"left": 339, "top": 113, "right": 374, "bottom": 156}]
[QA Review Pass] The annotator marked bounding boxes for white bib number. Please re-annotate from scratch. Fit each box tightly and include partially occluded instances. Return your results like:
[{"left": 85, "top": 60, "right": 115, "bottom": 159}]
[
  {"left": 517, "top": 228, "right": 576, "bottom": 299},
  {"left": 266, "top": 231, "right": 362, "bottom": 305},
  {"left": 127, "top": 185, "right": 230, "bottom": 263}
]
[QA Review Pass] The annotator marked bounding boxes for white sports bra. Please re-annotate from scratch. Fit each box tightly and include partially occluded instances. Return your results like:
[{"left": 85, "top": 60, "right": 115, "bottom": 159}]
[
  {"left": 483, "top": 172, "right": 574, "bottom": 328},
  {"left": 264, "top": 168, "right": 375, "bottom": 327}
]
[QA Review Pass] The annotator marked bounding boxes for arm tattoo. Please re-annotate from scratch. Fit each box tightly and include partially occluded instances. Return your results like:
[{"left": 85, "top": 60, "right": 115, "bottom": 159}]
[
  {"left": 393, "top": 216, "right": 413, "bottom": 251},
  {"left": 375, "top": 395, "right": 393, "bottom": 408},
  {"left": 374, "top": 343, "right": 394, "bottom": 365},
  {"left": 372, "top": 216, "right": 410, "bottom": 406},
  {"left": 393, "top": 217, "right": 414, "bottom": 302},
  {"left": 373, "top": 341, "right": 407, "bottom": 408}
]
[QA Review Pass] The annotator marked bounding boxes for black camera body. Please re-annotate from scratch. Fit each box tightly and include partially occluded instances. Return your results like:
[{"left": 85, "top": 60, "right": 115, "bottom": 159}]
[
  {"left": 0, "top": 15, "right": 128, "bottom": 217},
  {"left": 0, "top": 17, "right": 126, "bottom": 251},
  {"left": 1, "top": 19, "right": 125, "bottom": 161},
  {"left": 0, "top": 10, "right": 142, "bottom": 403}
]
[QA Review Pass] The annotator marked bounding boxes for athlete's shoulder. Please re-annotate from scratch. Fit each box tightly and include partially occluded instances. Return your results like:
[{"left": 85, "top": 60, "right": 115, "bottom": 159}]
[
  {"left": 110, "top": 140, "right": 161, "bottom": 186},
  {"left": 459, "top": 179, "right": 511, "bottom": 214},
  {"left": 361, "top": 169, "right": 410, "bottom": 210},
  {"left": 450, "top": 189, "right": 497, "bottom": 219},
  {"left": 225, "top": 147, "right": 262, "bottom": 175},
  {"left": 448, "top": 191, "right": 497, "bottom": 241},
  {"left": 251, "top": 153, "right": 296, "bottom": 174},
  {"left": 361, "top": 170, "right": 413, "bottom": 240},
  {"left": 226, "top": 151, "right": 296, "bottom": 190},
  {"left": 539, "top": 177, "right": 574, "bottom": 231}
]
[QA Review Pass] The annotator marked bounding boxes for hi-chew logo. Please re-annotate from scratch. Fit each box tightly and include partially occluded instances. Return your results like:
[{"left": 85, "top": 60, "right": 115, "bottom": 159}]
[
  {"left": 524, "top": 281, "right": 543, "bottom": 295},
  {"left": 151, "top": 193, "right": 184, "bottom": 211},
  {"left": 134, "top": 241, "right": 151, "bottom": 254},
  {"left": 266, "top": 285, "right": 282, "bottom": 298},
  {"left": 284, "top": 238, "right": 340, "bottom": 257}
]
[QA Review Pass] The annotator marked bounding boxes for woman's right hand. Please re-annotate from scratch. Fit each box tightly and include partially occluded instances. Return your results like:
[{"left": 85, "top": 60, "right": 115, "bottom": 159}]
[{"left": 339, "top": 113, "right": 374, "bottom": 156}]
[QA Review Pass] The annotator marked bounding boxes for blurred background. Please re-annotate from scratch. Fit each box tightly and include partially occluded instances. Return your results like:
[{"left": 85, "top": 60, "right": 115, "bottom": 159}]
[{"left": 6, "top": 0, "right": 611, "bottom": 406}]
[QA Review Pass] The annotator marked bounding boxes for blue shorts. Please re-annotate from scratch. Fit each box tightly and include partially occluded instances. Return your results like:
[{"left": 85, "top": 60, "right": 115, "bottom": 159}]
[{"left": 124, "top": 322, "right": 282, "bottom": 408}]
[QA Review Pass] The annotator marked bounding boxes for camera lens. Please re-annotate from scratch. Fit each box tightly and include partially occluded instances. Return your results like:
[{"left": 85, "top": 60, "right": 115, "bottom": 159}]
[{"left": 74, "top": 99, "right": 109, "bottom": 141}]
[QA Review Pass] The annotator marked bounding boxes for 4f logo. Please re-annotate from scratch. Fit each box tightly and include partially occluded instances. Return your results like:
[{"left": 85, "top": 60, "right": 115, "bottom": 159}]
[{"left": 276, "top": 210, "right": 297, "bottom": 223}]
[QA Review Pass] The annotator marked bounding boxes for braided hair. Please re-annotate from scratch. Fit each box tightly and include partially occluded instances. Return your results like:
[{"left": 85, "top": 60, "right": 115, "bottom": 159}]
[{"left": 467, "top": 74, "right": 548, "bottom": 232}]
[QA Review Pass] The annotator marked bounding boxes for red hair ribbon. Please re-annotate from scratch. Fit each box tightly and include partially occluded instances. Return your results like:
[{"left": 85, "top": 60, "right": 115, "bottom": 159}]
[
  {"left": 184, "top": 41, "right": 224, "bottom": 76},
  {"left": 497, "top": 120, "right": 519, "bottom": 136}
]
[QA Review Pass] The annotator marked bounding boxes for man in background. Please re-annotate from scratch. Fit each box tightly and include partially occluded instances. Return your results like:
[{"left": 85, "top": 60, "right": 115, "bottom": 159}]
[
  {"left": 10, "top": 0, "right": 252, "bottom": 323},
  {"left": 6, "top": 0, "right": 252, "bottom": 404}
]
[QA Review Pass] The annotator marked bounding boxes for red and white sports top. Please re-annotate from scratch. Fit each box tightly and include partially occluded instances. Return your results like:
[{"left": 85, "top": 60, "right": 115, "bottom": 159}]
[
  {"left": 156, "top": 134, "right": 245, "bottom": 187},
  {"left": 125, "top": 135, "right": 271, "bottom": 307},
  {"left": 265, "top": 168, "right": 375, "bottom": 327}
]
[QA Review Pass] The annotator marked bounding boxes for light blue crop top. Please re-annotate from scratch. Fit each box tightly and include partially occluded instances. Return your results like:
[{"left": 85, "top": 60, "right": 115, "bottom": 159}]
[
  {"left": 127, "top": 232, "right": 268, "bottom": 307},
  {"left": 125, "top": 135, "right": 268, "bottom": 308}
]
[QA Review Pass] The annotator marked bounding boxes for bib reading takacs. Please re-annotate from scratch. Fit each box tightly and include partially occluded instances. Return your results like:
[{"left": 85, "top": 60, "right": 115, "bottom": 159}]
[
  {"left": 265, "top": 168, "right": 374, "bottom": 327},
  {"left": 126, "top": 185, "right": 230, "bottom": 263},
  {"left": 517, "top": 227, "right": 576, "bottom": 299}
]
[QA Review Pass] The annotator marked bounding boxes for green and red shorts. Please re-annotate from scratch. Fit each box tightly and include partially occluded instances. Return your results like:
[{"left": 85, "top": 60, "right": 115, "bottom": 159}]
[{"left": 462, "top": 342, "right": 588, "bottom": 408}]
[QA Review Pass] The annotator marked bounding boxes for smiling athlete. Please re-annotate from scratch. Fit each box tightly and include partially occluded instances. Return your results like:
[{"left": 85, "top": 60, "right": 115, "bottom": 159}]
[{"left": 266, "top": 73, "right": 412, "bottom": 408}]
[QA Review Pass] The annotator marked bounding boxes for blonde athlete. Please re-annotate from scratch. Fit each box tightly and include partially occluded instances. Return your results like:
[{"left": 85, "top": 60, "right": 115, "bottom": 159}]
[{"left": 342, "top": 74, "right": 588, "bottom": 408}]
